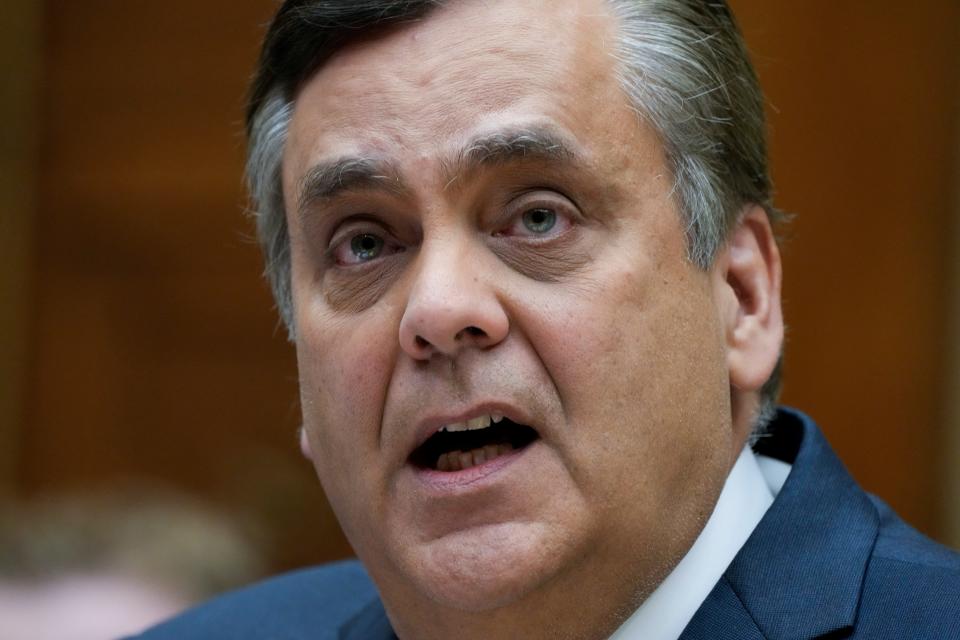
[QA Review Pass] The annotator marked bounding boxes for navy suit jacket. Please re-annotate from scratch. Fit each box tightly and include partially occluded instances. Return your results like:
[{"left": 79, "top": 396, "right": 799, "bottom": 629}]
[{"left": 130, "top": 409, "right": 960, "bottom": 639}]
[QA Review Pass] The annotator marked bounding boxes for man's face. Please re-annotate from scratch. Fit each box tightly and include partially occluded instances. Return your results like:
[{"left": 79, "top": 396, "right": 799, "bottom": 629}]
[{"left": 282, "top": 0, "right": 739, "bottom": 626}]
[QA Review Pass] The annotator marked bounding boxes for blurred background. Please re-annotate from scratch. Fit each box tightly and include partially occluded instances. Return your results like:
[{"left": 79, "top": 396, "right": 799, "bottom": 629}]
[{"left": 1, "top": 0, "right": 958, "bottom": 633}]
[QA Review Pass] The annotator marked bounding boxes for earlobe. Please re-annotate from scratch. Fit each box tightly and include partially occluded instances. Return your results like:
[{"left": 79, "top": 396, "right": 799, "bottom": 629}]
[
  {"left": 717, "top": 205, "right": 784, "bottom": 395},
  {"left": 299, "top": 426, "right": 315, "bottom": 461}
]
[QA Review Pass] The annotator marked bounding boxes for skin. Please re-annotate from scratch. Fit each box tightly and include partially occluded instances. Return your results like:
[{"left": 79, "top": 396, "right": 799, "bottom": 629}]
[{"left": 281, "top": 0, "right": 783, "bottom": 638}]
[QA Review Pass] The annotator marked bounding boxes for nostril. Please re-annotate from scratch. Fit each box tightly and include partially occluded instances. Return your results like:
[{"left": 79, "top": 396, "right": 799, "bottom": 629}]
[
  {"left": 464, "top": 326, "right": 485, "bottom": 338},
  {"left": 415, "top": 335, "right": 430, "bottom": 349}
]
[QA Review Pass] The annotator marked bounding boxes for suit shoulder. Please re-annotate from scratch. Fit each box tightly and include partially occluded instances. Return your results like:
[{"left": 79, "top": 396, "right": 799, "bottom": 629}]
[
  {"left": 855, "top": 497, "right": 960, "bottom": 638},
  {"left": 869, "top": 495, "right": 960, "bottom": 571},
  {"left": 127, "top": 559, "right": 378, "bottom": 640}
]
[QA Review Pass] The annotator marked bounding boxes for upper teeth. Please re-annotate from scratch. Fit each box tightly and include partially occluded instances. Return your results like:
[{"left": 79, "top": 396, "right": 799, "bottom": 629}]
[{"left": 440, "top": 413, "right": 504, "bottom": 432}]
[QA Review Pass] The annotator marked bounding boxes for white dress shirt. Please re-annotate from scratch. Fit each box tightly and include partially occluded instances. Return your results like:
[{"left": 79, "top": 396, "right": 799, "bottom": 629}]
[{"left": 608, "top": 447, "right": 791, "bottom": 640}]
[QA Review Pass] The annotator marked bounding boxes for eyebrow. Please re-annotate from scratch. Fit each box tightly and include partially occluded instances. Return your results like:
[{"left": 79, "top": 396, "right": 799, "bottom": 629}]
[
  {"left": 444, "top": 125, "right": 583, "bottom": 187},
  {"left": 295, "top": 124, "right": 585, "bottom": 215},
  {"left": 296, "top": 156, "right": 406, "bottom": 213}
]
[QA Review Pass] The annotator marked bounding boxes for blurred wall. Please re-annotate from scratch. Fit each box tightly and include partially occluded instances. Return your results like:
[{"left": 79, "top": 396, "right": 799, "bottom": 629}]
[
  {"left": 4, "top": 0, "right": 959, "bottom": 577},
  {"left": 16, "top": 0, "right": 352, "bottom": 572},
  {"left": 1, "top": 0, "right": 41, "bottom": 498},
  {"left": 732, "top": 0, "right": 960, "bottom": 544},
  {"left": 949, "top": 71, "right": 960, "bottom": 546}
]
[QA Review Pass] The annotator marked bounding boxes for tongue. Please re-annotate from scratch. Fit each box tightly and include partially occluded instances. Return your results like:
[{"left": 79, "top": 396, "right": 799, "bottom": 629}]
[{"left": 437, "top": 443, "right": 515, "bottom": 472}]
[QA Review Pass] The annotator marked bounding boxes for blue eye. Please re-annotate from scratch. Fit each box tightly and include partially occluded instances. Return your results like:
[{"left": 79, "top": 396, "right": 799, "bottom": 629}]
[
  {"left": 350, "top": 234, "right": 384, "bottom": 261},
  {"left": 522, "top": 208, "right": 556, "bottom": 234}
]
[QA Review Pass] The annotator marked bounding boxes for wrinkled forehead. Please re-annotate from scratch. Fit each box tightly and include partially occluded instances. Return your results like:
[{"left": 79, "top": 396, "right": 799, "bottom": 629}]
[{"left": 283, "top": 0, "right": 623, "bottom": 170}]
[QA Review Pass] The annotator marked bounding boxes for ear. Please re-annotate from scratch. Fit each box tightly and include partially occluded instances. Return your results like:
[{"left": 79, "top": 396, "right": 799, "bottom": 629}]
[
  {"left": 712, "top": 205, "right": 784, "bottom": 426},
  {"left": 299, "top": 425, "right": 315, "bottom": 461}
]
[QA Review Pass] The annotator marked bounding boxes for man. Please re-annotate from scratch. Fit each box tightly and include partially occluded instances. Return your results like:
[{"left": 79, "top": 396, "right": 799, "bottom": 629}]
[{"left": 133, "top": 0, "right": 960, "bottom": 638}]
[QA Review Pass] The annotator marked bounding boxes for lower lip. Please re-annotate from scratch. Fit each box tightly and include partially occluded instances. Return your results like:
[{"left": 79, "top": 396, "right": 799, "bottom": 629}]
[{"left": 412, "top": 443, "right": 531, "bottom": 491}]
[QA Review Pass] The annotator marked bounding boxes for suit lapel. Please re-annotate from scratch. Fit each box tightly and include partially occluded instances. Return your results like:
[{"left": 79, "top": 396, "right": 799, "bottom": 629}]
[
  {"left": 681, "top": 577, "right": 766, "bottom": 640},
  {"left": 686, "top": 409, "right": 878, "bottom": 640}
]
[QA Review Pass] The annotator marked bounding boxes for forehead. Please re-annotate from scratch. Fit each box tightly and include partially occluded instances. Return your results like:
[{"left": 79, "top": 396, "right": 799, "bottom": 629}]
[{"left": 284, "top": 0, "right": 625, "bottom": 169}]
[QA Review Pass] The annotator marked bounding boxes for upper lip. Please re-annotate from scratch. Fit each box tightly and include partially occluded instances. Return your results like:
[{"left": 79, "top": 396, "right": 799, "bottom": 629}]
[{"left": 407, "top": 401, "right": 537, "bottom": 460}]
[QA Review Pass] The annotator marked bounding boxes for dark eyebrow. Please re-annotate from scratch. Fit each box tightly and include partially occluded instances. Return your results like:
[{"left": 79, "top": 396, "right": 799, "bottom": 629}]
[
  {"left": 296, "top": 125, "right": 585, "bottom": 214},
  {"left": 296, "top": 156, "right": 406, "bottom": 214},
  {"left": 444, "top": 125, "right": 584, "bottom": 186}
]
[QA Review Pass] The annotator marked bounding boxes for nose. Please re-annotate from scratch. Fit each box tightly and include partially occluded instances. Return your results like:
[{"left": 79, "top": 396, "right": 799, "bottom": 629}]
[{"left": 398, "top": 241, "right": 509, "bottom": 360}]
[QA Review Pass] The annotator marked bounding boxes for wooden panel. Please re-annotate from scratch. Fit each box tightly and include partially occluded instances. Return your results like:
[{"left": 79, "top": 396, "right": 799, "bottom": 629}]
[
  {"left": 948, "top": 123, "right": 960, "bottom": 547},
  {"left": 0, "top": 0, "right": 42, "bottom": 497},
  {"left": 25, "top": 0, "right": 352, "bottom": 571},
  {"left": 732, "top": 0, "right": 959, "bottom": 539}
]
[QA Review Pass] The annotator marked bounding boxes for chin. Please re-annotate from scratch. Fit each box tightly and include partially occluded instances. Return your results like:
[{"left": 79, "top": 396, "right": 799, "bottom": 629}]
[{"left": 394, "top": 520, "right": 574, "bottom": 612}]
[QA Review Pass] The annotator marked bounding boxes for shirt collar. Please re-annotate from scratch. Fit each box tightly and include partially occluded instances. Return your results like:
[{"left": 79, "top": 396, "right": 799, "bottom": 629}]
[{"left": 608, "top": 446, "right": 788, "bottom": 640}]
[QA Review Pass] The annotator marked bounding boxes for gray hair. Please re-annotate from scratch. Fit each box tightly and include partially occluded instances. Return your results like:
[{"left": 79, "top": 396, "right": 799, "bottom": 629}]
[{"left": 245, "top": 0, "right": 784, "bottom": 426}]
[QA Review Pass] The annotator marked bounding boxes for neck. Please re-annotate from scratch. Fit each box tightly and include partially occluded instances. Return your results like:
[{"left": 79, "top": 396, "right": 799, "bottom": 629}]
[
  {"left": 378, "top": 495, "right": 720, "bottom": 640},
  {"left": 387, "top": 553, "right": 673, "bottom": 640}
]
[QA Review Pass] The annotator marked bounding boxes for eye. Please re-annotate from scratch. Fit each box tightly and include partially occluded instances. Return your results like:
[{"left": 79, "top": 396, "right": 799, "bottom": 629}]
[
  {"left": 497, "top": 192, "right": 576, "bottom": 240},
  {"left": 521, "top": 208, "right": 557, "bottom": 234},
  {"left": 351, "top": 233, "right": 384, "bottom": 261},
  {"left": 330, "top": 230, "right": 401, "bottom": 266}
]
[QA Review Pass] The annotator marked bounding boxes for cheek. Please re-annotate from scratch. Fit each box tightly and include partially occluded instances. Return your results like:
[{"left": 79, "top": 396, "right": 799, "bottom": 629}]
[
  {"left": 524, "top": 257, "right": 729, "bottom": 466},
  {"left": 531, "top": 273, "right": 731, "bottom": 561},
  {"left": 295, "top": 309, "right": 398, "bottom": 474},
  {"left": 291, "top": 246, "right": 397, "bottom": 440}
]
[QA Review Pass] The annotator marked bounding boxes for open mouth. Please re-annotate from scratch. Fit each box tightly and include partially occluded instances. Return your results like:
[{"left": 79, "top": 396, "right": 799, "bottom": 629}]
[{"left": 409, "top": 414, "right": 539, "bottom": 472}]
